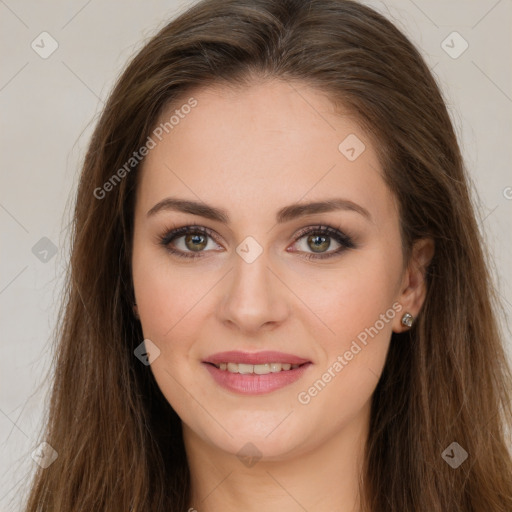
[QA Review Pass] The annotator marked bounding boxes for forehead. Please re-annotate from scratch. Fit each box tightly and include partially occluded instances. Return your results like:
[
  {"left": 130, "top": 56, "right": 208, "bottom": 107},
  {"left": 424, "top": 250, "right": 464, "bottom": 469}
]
[{"left": 136, "top": 79, "right": 398, "bottom": 226}]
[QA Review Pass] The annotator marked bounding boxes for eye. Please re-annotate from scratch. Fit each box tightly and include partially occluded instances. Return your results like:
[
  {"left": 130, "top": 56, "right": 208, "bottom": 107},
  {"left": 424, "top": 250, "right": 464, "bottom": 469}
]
[
  {"left": 159, "top": 225, "right": 221, "bottom": 259},
  {"left": 290, "top": 225, "right": 355, "bottom": 260}
]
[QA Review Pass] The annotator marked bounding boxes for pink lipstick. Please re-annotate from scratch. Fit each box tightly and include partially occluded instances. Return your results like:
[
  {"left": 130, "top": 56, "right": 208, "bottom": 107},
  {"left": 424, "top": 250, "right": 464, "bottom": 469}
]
[{"left": 203, "top": 350, "right": 312, "bottom": 395}]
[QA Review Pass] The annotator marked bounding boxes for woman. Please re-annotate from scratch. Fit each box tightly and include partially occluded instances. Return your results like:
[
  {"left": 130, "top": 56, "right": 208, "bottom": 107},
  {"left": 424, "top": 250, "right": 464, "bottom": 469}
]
[{"left": 24, "top": 0, "right": 512, "bottom": 510}]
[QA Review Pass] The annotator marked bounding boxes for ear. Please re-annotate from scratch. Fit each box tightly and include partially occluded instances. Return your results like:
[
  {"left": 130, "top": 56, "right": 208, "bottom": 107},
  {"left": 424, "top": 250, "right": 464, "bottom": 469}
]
[
  {"left": 133, "top": 303, "right": 140, "bottom": 319},
  {"left": 393, "top": 237, "right": 435, "bottom": 333}
]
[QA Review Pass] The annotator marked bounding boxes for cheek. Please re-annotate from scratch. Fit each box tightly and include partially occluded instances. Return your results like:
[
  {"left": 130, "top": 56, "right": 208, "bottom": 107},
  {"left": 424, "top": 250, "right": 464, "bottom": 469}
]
[
  {"left": 293, "top": 245, "right": 402, "bottom": 405},
  {"left": 132, "top": 243, "right": 209, "bottom": 342},
  {"left": 296, "top": 244, "right": 402, "bottom": 344}
]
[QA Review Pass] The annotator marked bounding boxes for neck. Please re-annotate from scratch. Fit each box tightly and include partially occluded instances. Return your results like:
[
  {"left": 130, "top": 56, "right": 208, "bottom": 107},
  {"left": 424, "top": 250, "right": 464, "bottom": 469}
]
[{"left": 183, "top": 399, "right": 371, "bottom": 512}]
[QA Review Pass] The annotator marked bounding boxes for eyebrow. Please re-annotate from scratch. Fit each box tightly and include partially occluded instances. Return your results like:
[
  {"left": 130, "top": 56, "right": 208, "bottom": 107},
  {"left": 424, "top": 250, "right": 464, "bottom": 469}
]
[{"left": 146, "top": 196, "right": 372, "bottom": 223}]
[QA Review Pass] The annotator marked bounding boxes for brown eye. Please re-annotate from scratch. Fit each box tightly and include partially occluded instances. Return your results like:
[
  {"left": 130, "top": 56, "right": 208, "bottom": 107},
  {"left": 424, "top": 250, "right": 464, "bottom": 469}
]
[{"left": 184, "top": 232, "right": 208, "bottom": 251}]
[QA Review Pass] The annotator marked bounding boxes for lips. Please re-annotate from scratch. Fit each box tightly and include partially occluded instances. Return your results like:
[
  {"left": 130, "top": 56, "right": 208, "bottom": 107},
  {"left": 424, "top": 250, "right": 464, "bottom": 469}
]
[{"left": 202, "top": 350, "right": 312, "bottom": 394}]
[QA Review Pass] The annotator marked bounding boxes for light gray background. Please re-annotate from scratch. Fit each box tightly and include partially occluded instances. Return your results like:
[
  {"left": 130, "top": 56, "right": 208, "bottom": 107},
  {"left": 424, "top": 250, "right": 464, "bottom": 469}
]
[{"left": 1, "top": 1, "right": 511, "bottom": 510}]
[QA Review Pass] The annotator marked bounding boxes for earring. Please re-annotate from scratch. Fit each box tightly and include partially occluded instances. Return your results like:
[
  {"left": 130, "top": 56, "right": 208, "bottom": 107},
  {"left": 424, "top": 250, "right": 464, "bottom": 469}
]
[{"left": 401, "top": 312, "right": 414, "bottom": 328}]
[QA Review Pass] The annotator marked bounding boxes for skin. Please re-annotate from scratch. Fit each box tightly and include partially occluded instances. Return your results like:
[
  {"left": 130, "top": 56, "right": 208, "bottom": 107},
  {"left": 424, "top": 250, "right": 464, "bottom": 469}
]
[{"left": 131, "top": 78, "right": 434, "bottom": 512}]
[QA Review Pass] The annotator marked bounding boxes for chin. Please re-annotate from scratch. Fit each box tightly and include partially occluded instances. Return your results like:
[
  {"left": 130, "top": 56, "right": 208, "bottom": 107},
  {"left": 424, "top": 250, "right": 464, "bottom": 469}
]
[{"left": 187, "top": 411, "right": 309, "bottom": 460}]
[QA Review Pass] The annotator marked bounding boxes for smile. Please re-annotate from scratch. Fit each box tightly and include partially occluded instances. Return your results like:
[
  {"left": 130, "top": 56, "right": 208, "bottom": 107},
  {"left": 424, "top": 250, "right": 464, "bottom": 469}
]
[{"left": 211, "top": 362, "right": 304, "bottom": 374}]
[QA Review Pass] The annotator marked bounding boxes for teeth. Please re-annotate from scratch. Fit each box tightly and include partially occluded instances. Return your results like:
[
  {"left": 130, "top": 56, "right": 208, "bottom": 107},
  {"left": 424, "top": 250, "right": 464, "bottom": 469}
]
[
  {"left": 238, "top": 363, "right": 253, "bottom": 374},
  {"left": 215, "top": 362, "right": 301, "bottom": 374}
]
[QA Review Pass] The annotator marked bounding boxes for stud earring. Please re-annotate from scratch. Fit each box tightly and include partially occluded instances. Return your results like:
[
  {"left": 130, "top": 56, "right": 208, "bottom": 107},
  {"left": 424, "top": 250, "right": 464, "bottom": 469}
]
[{"left": 401, "top": 312, "right": 414, "bottom": 328}]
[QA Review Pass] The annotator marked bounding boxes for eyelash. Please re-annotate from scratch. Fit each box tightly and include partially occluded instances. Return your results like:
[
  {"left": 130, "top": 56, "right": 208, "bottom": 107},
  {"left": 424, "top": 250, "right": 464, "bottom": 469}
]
[{"left": 158, "top": 224, "right": 355, "bottom": 261}]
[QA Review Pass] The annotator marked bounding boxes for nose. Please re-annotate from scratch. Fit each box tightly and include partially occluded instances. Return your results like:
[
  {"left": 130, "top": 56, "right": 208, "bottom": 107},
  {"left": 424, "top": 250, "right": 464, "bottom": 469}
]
[{"left": 217, "top": 248, "right": 290, "bottom": 334}]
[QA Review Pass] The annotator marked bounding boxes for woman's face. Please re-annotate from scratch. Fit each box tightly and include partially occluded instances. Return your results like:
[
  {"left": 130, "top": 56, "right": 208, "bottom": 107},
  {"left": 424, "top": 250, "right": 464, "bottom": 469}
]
[{"left": 132, "top": 79, "right": 422, "bottom": 460}]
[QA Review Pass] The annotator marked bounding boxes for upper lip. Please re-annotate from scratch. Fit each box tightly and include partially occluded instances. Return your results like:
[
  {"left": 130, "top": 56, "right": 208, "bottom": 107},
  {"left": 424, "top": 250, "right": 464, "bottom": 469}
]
[{"left": 204, "top": 351, "right": 311, "bottom": 366}]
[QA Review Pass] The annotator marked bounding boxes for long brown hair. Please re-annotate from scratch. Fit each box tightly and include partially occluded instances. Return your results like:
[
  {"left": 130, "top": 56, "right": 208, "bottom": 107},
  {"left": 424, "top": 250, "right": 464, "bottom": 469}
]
[{"left": 23, "top": 0, "right": 512, "bottom": 510}]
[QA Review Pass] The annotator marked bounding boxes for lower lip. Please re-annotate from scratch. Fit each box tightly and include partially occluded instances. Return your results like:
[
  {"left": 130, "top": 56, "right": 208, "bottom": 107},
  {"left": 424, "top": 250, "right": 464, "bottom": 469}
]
[{"left": 203, "top": 362, "right": 312, "bottom": 395}]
